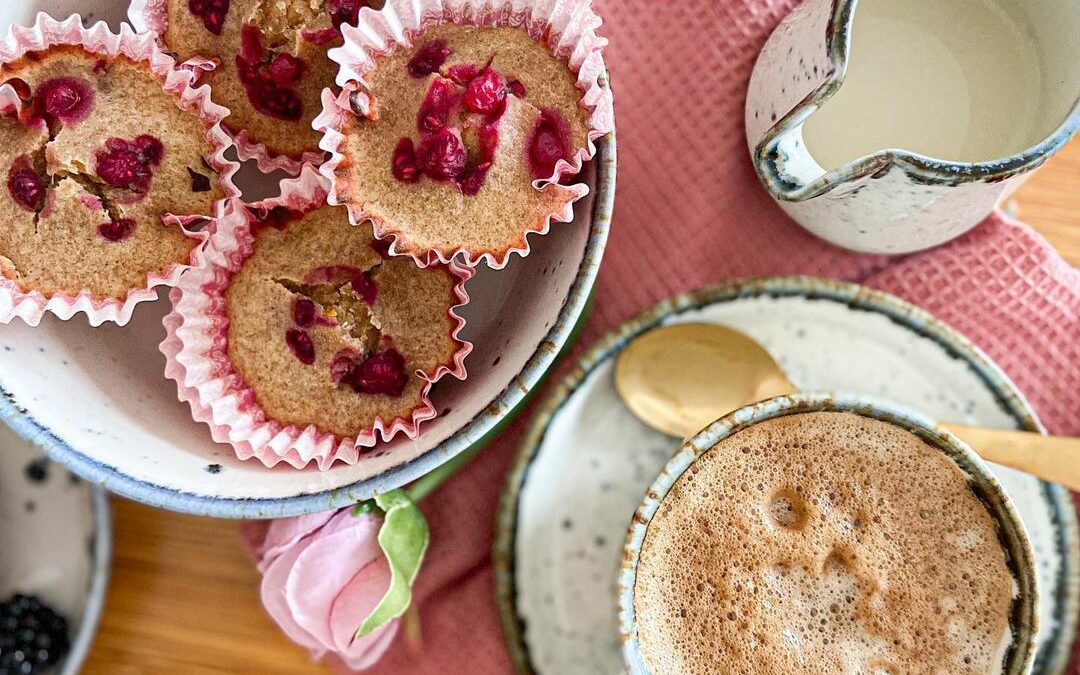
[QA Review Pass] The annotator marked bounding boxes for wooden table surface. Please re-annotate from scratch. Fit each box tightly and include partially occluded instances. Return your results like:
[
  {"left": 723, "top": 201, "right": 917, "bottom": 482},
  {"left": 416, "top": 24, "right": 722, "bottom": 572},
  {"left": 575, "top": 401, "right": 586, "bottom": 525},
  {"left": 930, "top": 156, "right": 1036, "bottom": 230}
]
[{"left": 82, "top": 140, "right": 1080, "bottom": 674}]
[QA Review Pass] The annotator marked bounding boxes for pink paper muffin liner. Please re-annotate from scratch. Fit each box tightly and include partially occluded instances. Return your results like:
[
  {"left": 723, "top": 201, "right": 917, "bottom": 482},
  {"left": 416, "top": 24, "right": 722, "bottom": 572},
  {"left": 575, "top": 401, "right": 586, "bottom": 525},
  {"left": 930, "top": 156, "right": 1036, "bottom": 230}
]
[
  {"left": 0, "top": 13, "right": 240, "bottom": 327},
  {"left": 160, "top": 165, "right": 474, "bottom": 470},
  {"left": 129, "top": 0, "right": 329, "bottom": 176},
  {"left": 314, "top": 0, "right": 614, "bottom": 269}
]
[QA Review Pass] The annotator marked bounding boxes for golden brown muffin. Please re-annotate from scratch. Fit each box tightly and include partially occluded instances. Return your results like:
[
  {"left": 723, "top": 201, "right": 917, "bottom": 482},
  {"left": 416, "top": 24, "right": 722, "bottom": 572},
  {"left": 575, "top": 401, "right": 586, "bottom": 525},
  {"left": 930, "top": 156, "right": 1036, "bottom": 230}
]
[
  {"left": 336, "top": 24, "right": 589, "bottom": 262},
  {"left": 164, "top": 0, "right": 377, "bottom": 161},
  {"left": 226, "top": 204, "right": 462, "bottom": 437},
  {"left": 0, "top": 46, "right": 224, "bottom": 300}
]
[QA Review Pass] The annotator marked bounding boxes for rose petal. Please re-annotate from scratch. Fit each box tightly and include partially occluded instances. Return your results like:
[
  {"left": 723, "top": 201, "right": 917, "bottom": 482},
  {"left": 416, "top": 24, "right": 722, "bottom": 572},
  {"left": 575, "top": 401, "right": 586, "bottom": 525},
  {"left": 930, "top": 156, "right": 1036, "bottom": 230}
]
[
  {"left": 329, "top": 558, "right": 400, "bottom": 670},
  {"left": 285, "top": 511, "right": 383, "bottom": 646},
  {"left": 239, "top": 520, "right": 271, "bottom": 564},
  {"left": 260, "top": 534, "right": 327, "bottom": 656},
  {"left": 255, "top": 510, "right": 337, "bottom": 571}
]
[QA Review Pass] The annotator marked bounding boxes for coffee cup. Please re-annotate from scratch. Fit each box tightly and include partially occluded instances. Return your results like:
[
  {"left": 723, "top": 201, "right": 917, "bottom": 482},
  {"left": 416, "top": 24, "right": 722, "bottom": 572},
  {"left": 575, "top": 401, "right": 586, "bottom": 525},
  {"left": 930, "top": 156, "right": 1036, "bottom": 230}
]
[{"left": 619, "top": 393, "right": 1039, "bottom": 674}]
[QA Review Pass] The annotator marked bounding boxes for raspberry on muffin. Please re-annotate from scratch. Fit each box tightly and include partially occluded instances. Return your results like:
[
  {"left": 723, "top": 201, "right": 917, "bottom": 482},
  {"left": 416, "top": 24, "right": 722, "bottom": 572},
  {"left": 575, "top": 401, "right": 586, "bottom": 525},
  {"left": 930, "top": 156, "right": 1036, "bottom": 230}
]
[
  {"left": 0, "top": 41, "right": 229, "bottom": 312},
  {"left": 157, "top": 0, "right": 380, "bottom": 169},
  {"left": 227, "top": 204, "right": 465, "bottom": 439},
  {"left": 329, "top": 23, "right": 594, "bottom": 267},
  {"left": 318, "top": 0, "right": 612, "bottom": 268},
  {"left": 162, "top": 170, "right": 472, "bottom": 469}
]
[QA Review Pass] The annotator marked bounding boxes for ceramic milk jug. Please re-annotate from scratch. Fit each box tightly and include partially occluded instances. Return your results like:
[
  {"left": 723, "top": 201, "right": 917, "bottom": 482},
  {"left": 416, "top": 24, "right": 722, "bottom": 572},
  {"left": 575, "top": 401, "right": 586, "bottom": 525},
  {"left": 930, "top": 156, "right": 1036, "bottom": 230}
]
[{"left": 746, "top": 0, "right": 1080, "bottom": 254}]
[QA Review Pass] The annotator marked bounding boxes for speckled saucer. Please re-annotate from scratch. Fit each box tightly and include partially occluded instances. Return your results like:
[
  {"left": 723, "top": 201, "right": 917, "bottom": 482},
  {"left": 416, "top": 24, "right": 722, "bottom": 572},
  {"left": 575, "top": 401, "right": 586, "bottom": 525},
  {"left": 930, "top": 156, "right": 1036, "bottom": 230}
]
[
  {"left": 495, "top": 277, "right": 1080, "bottom": 675},
  {"left": 0, "top": 422, "right": 111, "bottom": 675}
]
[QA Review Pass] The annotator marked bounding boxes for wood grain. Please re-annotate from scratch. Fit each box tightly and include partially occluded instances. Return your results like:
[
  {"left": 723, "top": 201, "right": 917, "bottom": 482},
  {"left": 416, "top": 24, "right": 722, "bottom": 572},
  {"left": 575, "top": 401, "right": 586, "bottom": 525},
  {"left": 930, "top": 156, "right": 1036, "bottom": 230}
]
[
  {"left": 1008, "top": 139, "right": 1080, "bottom": 266},
  {"left": 82, "top": 501, "right": 324, "bottom": 674},
  {"left": 81, "top": 139, "right": 1080, "bottom": 673}
]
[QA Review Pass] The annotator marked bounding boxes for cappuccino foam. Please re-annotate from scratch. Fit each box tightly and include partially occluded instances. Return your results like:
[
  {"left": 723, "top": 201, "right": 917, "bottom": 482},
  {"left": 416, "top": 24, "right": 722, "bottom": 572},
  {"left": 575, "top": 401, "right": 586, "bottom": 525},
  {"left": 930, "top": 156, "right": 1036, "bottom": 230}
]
[{"left": 634, "top": 412, "right": 1017, "bottom": 675}]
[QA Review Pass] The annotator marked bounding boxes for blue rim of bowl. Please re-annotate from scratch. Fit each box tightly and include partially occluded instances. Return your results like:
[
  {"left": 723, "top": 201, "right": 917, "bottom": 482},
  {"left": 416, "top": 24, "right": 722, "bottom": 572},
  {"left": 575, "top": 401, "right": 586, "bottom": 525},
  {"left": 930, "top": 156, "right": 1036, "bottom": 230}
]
[
  {"left": 752, "top": 0, "right": 1080, "bottom": 202},
  {"left": 619, "top": 393, "right": 1040, "bottom": 674},
  {"left": 494, "top": 275, "right": 1080, "bottom": 675},
  {"left": 0, "top": 119, "right": 616, "bottom": 520},
  {"left": 61, "top": 485, "right": 111, "bottom": 674}
]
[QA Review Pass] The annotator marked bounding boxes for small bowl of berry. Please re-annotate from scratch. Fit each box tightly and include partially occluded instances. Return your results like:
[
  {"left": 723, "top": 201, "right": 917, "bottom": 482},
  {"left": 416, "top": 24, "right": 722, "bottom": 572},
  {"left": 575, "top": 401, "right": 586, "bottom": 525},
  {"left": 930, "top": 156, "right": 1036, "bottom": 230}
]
[{"left": 0, "top": 423, "right": 111, "bottom": 675}]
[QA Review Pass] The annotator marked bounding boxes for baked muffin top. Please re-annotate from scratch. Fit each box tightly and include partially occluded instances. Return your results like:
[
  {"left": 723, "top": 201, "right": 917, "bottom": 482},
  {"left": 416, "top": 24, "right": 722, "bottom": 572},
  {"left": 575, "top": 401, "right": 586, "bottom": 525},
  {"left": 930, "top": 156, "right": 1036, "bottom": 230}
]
[
  {"left": 336, "top": 24, "right": 588, "bottom": 262},
  {"left": 0, "top": 46, "right": 224, "bottom": 299},
  {"left": 164, "top": 0, "right": 374, "bottom": 160},
  {"left": 226, "top": 204, "right": 462, "bottom": 437}
]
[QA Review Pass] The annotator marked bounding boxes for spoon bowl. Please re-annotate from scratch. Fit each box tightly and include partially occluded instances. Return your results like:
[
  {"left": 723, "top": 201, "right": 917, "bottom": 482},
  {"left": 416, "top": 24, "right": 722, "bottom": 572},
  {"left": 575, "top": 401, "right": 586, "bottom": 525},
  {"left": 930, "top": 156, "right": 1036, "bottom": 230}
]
[{"left": 614, "top": 323, "right": 795, "bottom": 438}]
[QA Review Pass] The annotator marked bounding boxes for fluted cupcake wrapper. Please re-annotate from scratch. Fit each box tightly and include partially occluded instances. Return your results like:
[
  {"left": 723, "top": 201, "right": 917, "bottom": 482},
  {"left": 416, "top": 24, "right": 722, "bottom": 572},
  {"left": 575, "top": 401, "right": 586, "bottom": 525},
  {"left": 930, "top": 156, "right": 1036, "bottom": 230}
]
[
  {"left": 129, "top": 0, "right": 329, "bottom": 176},
  {"left": 0, "top": 13, "right": 240, "bottom": 327},
  {"left": 314, "top": 0, "right": 614, "bottom": 270},
  {"left": 159, "top": 165, "right": 474, "bottom": 470}
]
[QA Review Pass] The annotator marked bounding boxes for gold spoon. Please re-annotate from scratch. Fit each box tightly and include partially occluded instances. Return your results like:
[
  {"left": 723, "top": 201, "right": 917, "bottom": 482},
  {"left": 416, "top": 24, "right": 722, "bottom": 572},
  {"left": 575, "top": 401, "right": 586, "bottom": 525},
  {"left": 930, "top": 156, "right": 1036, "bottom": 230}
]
[{"left": 614, "top": 323, "right": 1080, "bottom": 492}]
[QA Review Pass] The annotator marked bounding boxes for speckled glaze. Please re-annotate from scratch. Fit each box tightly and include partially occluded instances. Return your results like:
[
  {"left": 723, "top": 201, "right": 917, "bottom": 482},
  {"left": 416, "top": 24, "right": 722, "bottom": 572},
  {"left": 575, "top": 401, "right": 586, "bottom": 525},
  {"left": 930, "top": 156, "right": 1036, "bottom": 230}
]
[
  {"left": 0, "top": 423, "right": 111, "bottom": 675},
  {"left": 746, "top": 0, "right": 1080, "bottom": 254},
  {"left": 495, "top": 277, "right": 1079, "bottom": 675},
  {"left": 619, "top": 393, "right": 1039, "bottom": 674}
]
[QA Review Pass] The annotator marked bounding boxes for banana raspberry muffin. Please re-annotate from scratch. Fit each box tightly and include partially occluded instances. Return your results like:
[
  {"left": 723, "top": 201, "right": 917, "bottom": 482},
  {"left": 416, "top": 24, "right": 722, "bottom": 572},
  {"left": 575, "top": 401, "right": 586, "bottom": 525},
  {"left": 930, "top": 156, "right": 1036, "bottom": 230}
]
[
  {"left": 332, "top": 23, "right": 594, "bottom": 266},
  {"left": 0, "top": 45, "right": 226, "bottom": 304},
  {"left": 226, "top": 204, "right": 465, "bottom": 441},
  {"left": 160, "top": 0, "right": 378, "bottom": 166}
]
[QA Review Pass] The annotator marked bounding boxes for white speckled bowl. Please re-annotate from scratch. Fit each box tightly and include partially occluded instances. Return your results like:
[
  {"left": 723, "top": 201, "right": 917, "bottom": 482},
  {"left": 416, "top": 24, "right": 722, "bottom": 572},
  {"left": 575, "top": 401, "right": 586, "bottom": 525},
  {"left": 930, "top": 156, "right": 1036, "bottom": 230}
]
[
  {"left": 0, "top": 145, "right": 611, "bottom": 517},
  {"left": 0, "top": 1, "right": 616, "bottom": 518},
  {"left": 0, "top": 422, "right": 111, "bottom": 675}
]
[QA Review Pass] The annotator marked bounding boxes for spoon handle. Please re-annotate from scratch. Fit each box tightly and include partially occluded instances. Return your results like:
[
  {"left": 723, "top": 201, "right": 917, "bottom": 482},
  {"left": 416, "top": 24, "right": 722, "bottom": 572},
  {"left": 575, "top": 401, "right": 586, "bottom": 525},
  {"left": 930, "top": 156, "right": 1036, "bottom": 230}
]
[{"left": 942, "top": 423, "right": 1080, "bottom": 492}]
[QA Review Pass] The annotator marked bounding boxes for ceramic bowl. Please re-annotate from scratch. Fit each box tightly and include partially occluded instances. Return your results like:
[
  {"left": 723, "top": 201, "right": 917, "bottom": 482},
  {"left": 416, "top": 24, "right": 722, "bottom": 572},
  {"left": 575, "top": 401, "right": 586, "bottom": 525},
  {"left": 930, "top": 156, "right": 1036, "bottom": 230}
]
[
  {"left": 617, "top": 393, "right": 1040, "bottom": 674},
  {"left": 0, "top": 5, "right": 616, "bottom": 517},
  {"left": 0, "top": 423, "right": 112, "bottom": 675}
]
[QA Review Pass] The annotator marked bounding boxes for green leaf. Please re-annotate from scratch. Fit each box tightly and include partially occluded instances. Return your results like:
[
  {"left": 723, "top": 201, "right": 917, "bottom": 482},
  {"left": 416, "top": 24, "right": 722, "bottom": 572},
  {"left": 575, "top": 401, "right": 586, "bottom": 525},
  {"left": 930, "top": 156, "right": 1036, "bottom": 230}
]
[
  {"left": 356, "top": 489, "right": 430, "bottom": 637},
  {"left": 352, "top": 499, "right": 378, "bottom": 517}
]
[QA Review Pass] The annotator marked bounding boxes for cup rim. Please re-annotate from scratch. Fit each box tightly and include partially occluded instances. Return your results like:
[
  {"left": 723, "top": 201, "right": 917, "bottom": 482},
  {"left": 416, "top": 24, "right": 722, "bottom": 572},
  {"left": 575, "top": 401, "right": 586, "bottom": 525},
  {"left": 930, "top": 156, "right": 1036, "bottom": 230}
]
[
  {"left": 752, "top": 0, "right": 1080, "bottom": 202},
  {"left": 618, "top": 392, "right": 1040, "bottom": 674}
]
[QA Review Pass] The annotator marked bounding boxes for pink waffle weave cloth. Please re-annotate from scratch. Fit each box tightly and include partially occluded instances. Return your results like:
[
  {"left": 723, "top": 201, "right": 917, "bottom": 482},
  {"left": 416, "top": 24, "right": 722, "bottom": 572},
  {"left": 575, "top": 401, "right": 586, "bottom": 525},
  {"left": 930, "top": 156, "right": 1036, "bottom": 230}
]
[{"left": 356, "top": 0, "right": 1080, "bottom": 671}]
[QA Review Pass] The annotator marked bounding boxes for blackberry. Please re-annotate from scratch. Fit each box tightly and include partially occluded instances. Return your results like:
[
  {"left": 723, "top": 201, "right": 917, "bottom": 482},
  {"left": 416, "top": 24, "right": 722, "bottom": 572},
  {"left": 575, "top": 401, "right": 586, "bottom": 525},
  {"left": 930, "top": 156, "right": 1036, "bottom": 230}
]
[{"left": 0, "top": 594, "right": 70, "bottom": 675}]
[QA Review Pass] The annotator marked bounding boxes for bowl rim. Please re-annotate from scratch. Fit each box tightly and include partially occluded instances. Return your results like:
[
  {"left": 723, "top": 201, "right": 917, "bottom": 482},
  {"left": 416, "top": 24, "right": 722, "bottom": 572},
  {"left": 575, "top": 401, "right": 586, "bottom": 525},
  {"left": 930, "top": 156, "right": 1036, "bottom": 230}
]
[
  {"left": 62, "top": 486, "right": 112, "bottom": 674},
  {"left": 493, "top": 275, "right": 1079, "bottom": 675},
  {"left": 617, "top": 392, "right": 1040, "bottom": 674},
  {"left": 0, "top": 128, "right": 616, "bottom": 519}
]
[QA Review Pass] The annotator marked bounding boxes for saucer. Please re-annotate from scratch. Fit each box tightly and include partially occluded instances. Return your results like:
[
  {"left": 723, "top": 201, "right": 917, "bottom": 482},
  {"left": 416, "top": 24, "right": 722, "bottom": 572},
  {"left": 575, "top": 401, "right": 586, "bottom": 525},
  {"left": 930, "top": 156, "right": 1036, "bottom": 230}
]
[
  {"left": 495, "top": 276, "right": 1079, "bottom": 674},
  {"left": 0, "top": 423, "right": 111, "bottom": 674}
]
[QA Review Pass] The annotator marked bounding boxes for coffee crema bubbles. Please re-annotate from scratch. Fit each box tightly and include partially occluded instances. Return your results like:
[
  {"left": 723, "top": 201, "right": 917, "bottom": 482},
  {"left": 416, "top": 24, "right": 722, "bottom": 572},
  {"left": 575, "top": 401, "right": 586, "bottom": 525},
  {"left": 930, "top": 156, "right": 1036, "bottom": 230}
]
[{"left": 634, "top": 412, "right": 1018, "bottom": 675}]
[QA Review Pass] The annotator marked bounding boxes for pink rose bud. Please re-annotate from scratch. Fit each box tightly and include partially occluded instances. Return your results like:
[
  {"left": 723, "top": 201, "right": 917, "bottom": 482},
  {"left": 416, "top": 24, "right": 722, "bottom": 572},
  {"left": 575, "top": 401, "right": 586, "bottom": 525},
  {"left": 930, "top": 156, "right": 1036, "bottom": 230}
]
[{"left": 243, "top": 509, "right": 399, "bottom": 670}]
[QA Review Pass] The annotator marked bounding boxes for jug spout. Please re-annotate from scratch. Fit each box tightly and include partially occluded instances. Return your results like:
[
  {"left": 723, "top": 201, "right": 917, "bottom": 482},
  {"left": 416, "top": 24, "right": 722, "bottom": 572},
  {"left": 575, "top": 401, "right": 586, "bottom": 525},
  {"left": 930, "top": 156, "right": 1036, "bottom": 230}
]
[{"left": 754, "top": 124, "right": 836, "bottom": 203}]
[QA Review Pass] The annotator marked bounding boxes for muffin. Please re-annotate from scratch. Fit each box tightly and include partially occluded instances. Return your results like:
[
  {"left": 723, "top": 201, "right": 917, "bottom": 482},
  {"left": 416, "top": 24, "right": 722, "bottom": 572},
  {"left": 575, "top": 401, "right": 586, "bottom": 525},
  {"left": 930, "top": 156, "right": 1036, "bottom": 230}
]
[
  {"left": 162, "top": 170, "right": 472, "bottom": 469},
  {"left": 157, "top": 0, "right": 377, "bottom": 168},
  {"left": 319, "top": 0, "right": 612, "bottom": 267},
  {"left": 228, "top": 204, "right": 462, "bottom": 438},
  {"left": 0, "top": 42, "right": 229, "bottom": 312}
]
